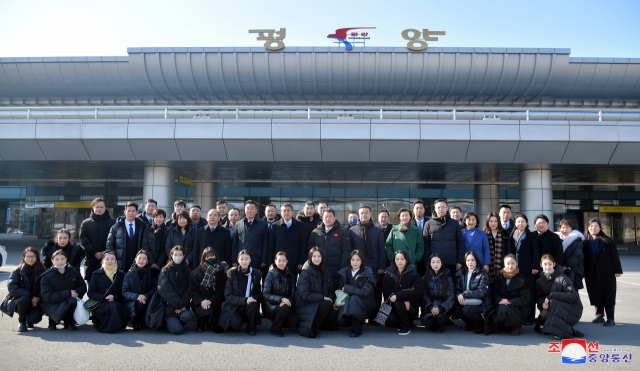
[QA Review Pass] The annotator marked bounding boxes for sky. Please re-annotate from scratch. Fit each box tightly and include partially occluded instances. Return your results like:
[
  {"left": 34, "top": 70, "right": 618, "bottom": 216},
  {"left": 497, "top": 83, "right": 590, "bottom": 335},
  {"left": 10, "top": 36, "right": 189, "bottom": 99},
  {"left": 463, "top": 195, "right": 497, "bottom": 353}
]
[{"left": 0, "top": 0, "right": 638, "bottom": 58}]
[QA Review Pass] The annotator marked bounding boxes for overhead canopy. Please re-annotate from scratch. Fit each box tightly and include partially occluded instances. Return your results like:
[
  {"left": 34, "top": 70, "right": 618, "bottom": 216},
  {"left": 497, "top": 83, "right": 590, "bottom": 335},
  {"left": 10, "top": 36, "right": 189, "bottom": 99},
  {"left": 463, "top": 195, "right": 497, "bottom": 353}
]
[{"left": 1, "top": 47, "right": 639, "bottom": 106}]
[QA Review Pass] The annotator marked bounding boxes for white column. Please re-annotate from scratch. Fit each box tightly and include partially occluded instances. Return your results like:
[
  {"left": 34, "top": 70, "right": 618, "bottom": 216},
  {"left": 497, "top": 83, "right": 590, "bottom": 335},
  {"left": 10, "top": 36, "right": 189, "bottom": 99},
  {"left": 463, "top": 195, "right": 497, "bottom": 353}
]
[
  {"left": 475, "top": 184, "right": 500, "bottom": 221},
  {"left": 143, "top": 166, "right": 175, "bottom": 212},
  {"left": 519, "top": 164, "right": 553, "bottom": 231},
  {"left": 194, "top": 182, "right": 216, "bottom": 212}
]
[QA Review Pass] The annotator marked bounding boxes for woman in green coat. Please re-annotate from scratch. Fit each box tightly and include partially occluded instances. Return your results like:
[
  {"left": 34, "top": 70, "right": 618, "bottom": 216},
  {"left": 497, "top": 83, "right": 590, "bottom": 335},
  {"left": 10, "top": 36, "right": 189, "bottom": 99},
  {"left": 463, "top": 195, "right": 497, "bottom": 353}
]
[{"left": 385, "top": 208, "right": 424, "bottom": 266}]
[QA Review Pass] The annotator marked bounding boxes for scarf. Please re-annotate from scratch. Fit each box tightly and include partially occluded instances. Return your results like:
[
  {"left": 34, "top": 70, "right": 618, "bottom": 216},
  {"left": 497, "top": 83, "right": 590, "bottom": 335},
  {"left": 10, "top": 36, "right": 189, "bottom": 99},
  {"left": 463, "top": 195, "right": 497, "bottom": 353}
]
[
  {"left": 399, "top": 223, "right": 410, "bottom": 233},
  {"left": 103, "top": 264, "right": 118, "bottom": 282},
  {"left": 486, "top": 229, "right": 503, "bottom": 283},
  {"left": 513, "top": 229, "right": 526, "bottom": 262},
  {"left": 500, "top": 267, "right": 520, "bottom": 280},
  {"left": 201, "top": 261, "right": 229, "bottom": 288},
  {"left": 359, "top": 221, "right": 374, "bottom": 259},
  {"left": 238, "top": 267, "right": 253, "bottom": 298}
]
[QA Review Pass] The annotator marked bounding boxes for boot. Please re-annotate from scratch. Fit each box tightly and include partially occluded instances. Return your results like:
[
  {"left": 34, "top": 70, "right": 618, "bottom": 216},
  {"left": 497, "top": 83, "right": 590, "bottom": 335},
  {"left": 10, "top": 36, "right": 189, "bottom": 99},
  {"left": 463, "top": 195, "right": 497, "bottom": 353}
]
[
  {"left": 510, "top": 326, "right": 521, "bottom": 336},
  {"left": 18, "top": 321, "right": 27, "bottom": 332},
  {"left": 48, "top": 318, "right": 57, "bottom": 331}
]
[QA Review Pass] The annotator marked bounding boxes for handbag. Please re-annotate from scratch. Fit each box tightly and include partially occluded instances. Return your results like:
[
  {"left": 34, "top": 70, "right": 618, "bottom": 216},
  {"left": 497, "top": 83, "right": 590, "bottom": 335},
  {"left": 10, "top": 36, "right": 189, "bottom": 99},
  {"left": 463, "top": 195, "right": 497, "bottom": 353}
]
[
  {"left": 1, "top": 295, "right": 17, "bottom": 317},
  {"left": 84, "top": 272, "right": 117, "bottom": 311},
  {"left": 73, "top": 298, "right": 90, "bottom": 325},
  {"left": 145, "top": 291, "right": 165, "bottom": 330},
  {"left": 374, "top": 299, "right": 393, "bottom": 326},
  {"left": 334, "top": 290, "right": 349, "bottom": 308}
]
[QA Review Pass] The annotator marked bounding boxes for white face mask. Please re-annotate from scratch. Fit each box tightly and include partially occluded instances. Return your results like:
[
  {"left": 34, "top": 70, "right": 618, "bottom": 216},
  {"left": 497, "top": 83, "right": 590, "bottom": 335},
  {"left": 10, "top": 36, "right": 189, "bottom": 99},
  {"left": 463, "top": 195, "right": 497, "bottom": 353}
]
[
  {"left": 172, "top": 256, "right": 183, "bottom": 264},
  {"left": 54, "top": 263, "right": 66, "bottom": 270}
]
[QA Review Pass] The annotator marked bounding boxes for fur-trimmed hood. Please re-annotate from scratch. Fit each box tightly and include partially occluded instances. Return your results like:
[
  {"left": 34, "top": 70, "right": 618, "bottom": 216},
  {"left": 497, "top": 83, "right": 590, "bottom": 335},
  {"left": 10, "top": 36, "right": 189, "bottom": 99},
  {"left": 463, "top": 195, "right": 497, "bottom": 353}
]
[{"left": 556, "top": 230, "right": 584, "bottom": 252}]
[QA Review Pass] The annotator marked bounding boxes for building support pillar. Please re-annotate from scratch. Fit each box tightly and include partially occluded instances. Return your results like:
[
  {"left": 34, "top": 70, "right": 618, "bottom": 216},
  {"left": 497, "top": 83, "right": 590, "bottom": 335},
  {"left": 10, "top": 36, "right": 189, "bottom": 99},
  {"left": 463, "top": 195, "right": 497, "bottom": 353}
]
[
  {"left": 475, "top": 184, "right": 500, "bottom": 220},
  {"left": 194, "top": 182, "right": 217, "bottom": 212},
  {"left": 519, "top": 164, "right": 553, "bottom": 231},
  {"left": 143, "top": 166, "right": 175, "bottom": 212}
]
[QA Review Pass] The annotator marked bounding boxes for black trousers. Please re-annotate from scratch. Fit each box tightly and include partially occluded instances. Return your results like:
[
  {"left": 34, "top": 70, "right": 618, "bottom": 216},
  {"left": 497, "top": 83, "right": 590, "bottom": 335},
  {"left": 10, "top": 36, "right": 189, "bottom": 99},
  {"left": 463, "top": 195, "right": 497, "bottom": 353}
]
[
  {"left": 270, "top": 305, "right": 299, "bottom": 331},
  {"left": 311, "top": 300, "right": 334, "bottom": 334},
  {"left": 230, "top": 301, "right": 260, "bottom": 332},
  {"left": 527, "top": 273, "right": 537, "bottom": 323},
  {"left": 385, "top": 301, "right": 419, "bottom": 330},
  {"left": 369, "top": 275, "right": 384, "bottom": 321},
  {"left": 453, "top": 304, "right": 483, "bottom": 331},
  {"left": 421, "top": 312, "right": 448, "bottom": 332},
  {"left": 596, "top": 305, "right": 615, "bottom": 321},
  {"left": 15, "top": 296, "right": 43, "bottom": 324}
]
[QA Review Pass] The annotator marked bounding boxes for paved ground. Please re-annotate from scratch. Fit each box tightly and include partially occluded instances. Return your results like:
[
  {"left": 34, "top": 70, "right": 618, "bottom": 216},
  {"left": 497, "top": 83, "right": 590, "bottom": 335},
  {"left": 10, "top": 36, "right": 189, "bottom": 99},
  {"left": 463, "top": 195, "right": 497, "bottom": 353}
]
[{"left": 1, "top": 238, "right": 638, "bottom": 370}]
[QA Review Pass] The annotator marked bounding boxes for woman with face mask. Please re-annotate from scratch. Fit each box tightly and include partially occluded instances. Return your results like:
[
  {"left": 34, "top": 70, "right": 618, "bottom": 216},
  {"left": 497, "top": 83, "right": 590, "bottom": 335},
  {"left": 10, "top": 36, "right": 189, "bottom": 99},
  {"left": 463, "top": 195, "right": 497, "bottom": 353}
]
[
  {"left": 8, "top": 247, "right": 46, "bottom": 332},
  {"left": 88, "top": 250, "right": 128, "bottom": 333},
  {"left": 535, "top": 255, "right": 583, "bottom": 339},
  {"left": 157, "top": 245, "right": 193, "bottom": 335},
  {"left": 262, "top": 251, "right": 299, "bottom": 337},
  {"left": 189, "top": 247, "right": 228, "bottom": 333},
  {"left": 489, "top": 254, "right": 530, "bottom": 336},
  {"left": 40, "top": 250, "right": 87, "bottom": 330},
  {"left": 420, "top": 254, "right": 455, "bottom": 334},
  {"left": 41, "top": 229, "right": 86, "bottom": 271},
  {"left": 219, "top": 249, "right": 263, "bottom": 335},
  {"left": 452, "top": 251, "right": 492, "bottom": 334},
  {"left": 336, "top": 250, "right": 376, "bottom": 337},
  {"left": 122, "top": 250, "right": 158, "bottom": 331}
]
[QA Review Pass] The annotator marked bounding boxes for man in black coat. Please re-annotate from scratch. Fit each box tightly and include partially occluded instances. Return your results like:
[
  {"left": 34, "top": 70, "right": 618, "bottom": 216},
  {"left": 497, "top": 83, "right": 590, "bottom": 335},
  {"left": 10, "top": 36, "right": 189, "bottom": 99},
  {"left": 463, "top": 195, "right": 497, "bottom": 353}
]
[
  {"left": 378, "top": 209, "right": 393, "bottom": 242},
  {"left": 297, "top": 201, "right": 322, "bottom": 247},
  {"left": 268, "top": 204, "right": 307, "bottom": 275},
  {"left": 534, "top": 214, "right": 565, "bottom": 268},
  {"left": 189, "top": 205, "right": 208, "bottom": 231},
  {"left": 217, "top": 200, "right": 231, "bottom": 229},
  {"left": 308, "top": 208, "right": 351, "bottom": 290},
  {"left": 190, "top": 209, "right": 232, "bottom": 266},
  {"left": 165, "top": 200, "right": 187, "bottom": 227},
  {"left": 424, "top": 199, "right": 465, "bottom": 273},
  {"left": 106, "top": 201, "right": 154, "bottom": 271},
  {"left": 80, "top": 198, "right": 116, "bottom": 282},
  {"left": 411, "top": 200, "right": 430, "bottom": 233},
  {"left": 137, "top": 198, "right": 157, "bottom": 227},
  {"left": 232, "top": 200, "right": 269, "bottom": 273},
  {"left": 499, "top": 205, "right": 515, "bottom": 236},
  {"left": 262, "top": 204, "right": 282, "bottom": 231}
]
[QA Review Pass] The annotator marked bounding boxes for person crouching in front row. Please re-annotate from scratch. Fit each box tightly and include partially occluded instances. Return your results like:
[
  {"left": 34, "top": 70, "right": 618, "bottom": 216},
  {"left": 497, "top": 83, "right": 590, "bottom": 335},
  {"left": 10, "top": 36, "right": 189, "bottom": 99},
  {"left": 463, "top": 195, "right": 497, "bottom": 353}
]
[
  {"left": 40, "top": 250, "right": 87, "bottom": 330},
  {"left": 158, "top": 246, "right": 193, "bottom": 335},
  {"left": 189, "top": 247, "right": 228, "bottom": 333},
  {"left": 218, "top": 249, "right": 262, "bottom": 335}
]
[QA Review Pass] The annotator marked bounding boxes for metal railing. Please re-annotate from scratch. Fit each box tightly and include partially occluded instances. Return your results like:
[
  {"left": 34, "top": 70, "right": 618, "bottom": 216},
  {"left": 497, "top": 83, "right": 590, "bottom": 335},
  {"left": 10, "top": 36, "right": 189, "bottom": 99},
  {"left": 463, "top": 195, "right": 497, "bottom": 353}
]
[{"left": 0, "top": 105, "right": 639, "bottom": 121}]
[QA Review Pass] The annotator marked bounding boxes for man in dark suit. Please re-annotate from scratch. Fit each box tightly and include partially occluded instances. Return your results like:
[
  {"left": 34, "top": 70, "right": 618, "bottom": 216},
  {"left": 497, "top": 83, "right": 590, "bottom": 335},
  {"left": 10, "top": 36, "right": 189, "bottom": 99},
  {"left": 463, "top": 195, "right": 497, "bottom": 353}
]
[
  {"left": 106, "top": 201, "right": 153, "bottom": 271},
  {"left": 499, "top": 204, "right": 515, "bottom": 236},
  {"left": 378, "top": 209, "right": 393, "bottom": 242},
  {"left": 410, "top": 199, "right": 430, "bottom": 276},
  {"left": 232, "top": 200, "right": 269, "bottom": 278},
  {"left": 268, "top": 203, "right": 307, "bottom": 275},
  {"left": 190, "top": 208, "right": 232, "bottom": 266},
  {"left": 217, "top": 200, "right": 230, "bottom": 229}
]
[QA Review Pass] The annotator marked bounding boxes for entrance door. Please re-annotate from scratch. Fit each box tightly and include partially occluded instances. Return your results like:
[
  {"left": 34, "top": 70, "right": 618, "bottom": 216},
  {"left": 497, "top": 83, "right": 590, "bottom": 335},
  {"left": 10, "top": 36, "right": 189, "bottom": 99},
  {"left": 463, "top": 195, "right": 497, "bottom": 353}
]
[
  {"left": 40, "top": 209, "right": 53, "bottom": 239},
  {"left": 622, "top": 213, "right": 640, "bottom": 245},
  {"left": 41, "top": 208, "right": 91, "bottom": 240}
]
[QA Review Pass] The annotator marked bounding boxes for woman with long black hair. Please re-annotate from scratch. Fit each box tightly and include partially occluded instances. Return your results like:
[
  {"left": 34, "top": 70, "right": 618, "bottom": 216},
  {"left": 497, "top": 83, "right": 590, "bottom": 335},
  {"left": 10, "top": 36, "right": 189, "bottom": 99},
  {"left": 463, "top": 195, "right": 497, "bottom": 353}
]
[
  {"left": 336, "top": 250, "right": 376, "bottom": 337},
  {"left": 420, "top": 254, "right": 454, "bottom": 333},
  {"left": 381, "top": 250, "right": 423, "bottom": 335},
  {"left": 123, "top": 250, "right": 158, "bottom": 331},
  {"left": 8, "top": 247, "right": 46, "bottom": 332},
  {"left": 219, "top": 249, "right": 262, "bottom": 335},
  {"left": 295, "top": 247, "right": 335, "bottom": 338},
  {"left": 88, "top": 250, "right": 128, "bottom": 333},
  {"left": 41, "top": 229, "right": 85, "bottom": 270},
  {"left": 189, "top": 247, "right": 228, "bottom": 333},
  {"left": 157, "top": 245, "right": 193, "bottom": 335},
  {"left": 262, "top": 251, "right": 299, "bottom": 337}
]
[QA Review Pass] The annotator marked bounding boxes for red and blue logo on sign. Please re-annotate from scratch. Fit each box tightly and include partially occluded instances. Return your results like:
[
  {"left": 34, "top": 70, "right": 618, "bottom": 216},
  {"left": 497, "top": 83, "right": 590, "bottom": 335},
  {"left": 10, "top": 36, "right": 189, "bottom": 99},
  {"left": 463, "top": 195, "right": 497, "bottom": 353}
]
[{"left": 327, "top": 27, "right": 375, "bottom": 50}]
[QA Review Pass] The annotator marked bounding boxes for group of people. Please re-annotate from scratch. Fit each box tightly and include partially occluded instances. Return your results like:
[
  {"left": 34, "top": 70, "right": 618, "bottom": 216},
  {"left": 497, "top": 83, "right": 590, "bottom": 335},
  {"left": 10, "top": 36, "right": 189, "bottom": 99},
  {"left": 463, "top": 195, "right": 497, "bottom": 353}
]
[{"left": 6, "top": 198, "right": 623, "bottom": 340}]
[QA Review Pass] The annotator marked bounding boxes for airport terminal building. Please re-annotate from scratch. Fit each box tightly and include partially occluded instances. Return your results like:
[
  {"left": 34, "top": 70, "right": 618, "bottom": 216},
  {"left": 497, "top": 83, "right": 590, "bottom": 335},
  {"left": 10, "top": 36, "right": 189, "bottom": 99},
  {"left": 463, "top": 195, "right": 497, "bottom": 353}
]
[{"left": 1, "top": 46, "right": 640, "bottom": 244}]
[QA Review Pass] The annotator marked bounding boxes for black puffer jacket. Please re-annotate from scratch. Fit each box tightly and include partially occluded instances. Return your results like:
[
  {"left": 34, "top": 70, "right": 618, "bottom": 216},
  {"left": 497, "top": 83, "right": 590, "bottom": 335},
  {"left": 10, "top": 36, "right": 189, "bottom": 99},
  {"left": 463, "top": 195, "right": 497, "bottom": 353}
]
[
  {"left": 8, "top": 263, "right": 46, "bottom": 299},
  {"left": 536, "top": 266, "right": 582, "bottom": 339},
  {"left": 164, "top": 225, "right": 196, "bottom": 265},
  {"left": 349, "top": 220, "right": 387, "bottom": 274},
  {"left": 41, "top": 241, "right": 85, "bottom": 270},
  {"left": 262, "top": 264, "right": 296, "bottom": 320},
  {"left": 421, "top": 268, "right": 455, "bottom": 314},
  {"left": 493, "top": 270, "right": 531, "bottom": 326},
  {"left": 454, "top": 267, "right": 492, "bottom": 314},
  {"left": 39, "top": 266, "right": 87, "bottom": 323},
  {"left": 106, "top": 217, "right": 154, "bottom": 271},
  {"left": 382, "top": 264, "right": 423, "bottom": 308},
  {"left": 308, "top": 222, "right": 351, "bottom": 288},
  {"left": 157, "top": 261, "right": 192, "bottom": 314},
  {"left": 336, "top": 266, "right": 376, "bottom": 323},
  {"left": 218, "top": 267, "right": 262, "bottom": 330},
  {"left": 295, "top": 261, "right": 333, "bottom": 338},
  {"left": 424, "top": 216, "right": 465, "bottom": 268},
  {"left": 79, "top": 210, "right": 116, "bottom": 277},
  {"left": 122, "top": 264, "right": 158, "bottom": 317}
]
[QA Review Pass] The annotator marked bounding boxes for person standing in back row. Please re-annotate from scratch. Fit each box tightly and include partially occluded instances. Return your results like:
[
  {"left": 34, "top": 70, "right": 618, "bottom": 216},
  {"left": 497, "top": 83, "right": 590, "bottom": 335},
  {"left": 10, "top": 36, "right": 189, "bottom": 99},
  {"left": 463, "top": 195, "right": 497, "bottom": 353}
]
[
  {"left": 232, "top": 200, "right": 269, "bottom": 279},
  {"left": 80, "top": 198, "right": 116, "bottom": 283},
  {"left": 106, "top": 201, "right": 154, "bottom": 271},
  {"left": 424, "top": 199, "right": 465, "bottom": 274}
]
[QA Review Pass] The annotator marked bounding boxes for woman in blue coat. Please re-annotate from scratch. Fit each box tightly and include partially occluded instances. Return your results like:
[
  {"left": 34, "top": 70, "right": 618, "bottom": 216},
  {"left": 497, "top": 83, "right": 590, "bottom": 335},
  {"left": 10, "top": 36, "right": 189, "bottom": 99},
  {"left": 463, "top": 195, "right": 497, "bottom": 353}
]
[
  {"left": 88, "top": 250, "right": 128, "bottom": 333},
  {"left": 461, "top": 212, "right": 490, "bottom": 271},
  {"left": 122, "top": 250, "right": 158, "bottom": 331}
]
